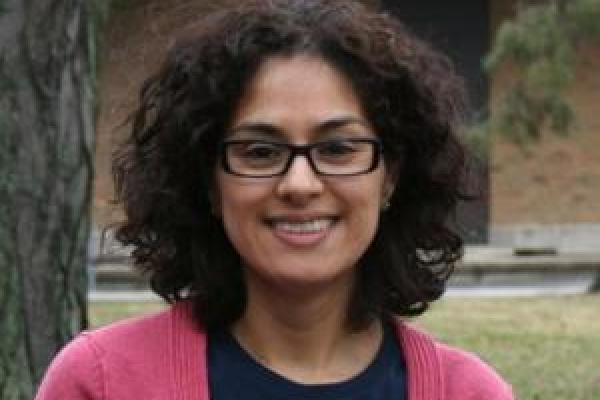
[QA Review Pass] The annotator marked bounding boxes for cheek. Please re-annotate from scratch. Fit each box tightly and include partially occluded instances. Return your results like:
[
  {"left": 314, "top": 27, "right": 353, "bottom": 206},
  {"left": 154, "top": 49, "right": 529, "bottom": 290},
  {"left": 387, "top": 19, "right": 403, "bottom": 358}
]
[
  {"left": 216, "top": 177, "right": 271, "bottom": 239},
  {"left": 354, "top": 196, "right": 382, "bottom": 238},
  {"left": 339, "top": 172, "right": 386, "bottom": 209},
  {"left": 337, "top": 175, "right": 386, "bottom": 234},
  {"left": 216, "top": 175, "right": 269, "bottom": 211}
]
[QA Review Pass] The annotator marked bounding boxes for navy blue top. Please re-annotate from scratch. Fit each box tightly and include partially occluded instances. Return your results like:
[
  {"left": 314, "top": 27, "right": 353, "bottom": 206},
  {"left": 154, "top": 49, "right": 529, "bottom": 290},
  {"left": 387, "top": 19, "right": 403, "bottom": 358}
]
[{"left": 207, "top": 323, "right": 406, "bottom": 400}]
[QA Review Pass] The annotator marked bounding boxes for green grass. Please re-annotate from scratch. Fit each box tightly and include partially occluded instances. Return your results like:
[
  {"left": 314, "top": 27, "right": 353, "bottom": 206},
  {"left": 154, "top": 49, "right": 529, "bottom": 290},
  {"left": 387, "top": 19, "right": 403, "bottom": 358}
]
[
  {"left": 90, "top": 294, "right": 600, "bottom": 400},
  {"left": 90, "top": 301, "right": 166, "bottom": 328},
  {"left": 415, "top": 295, "right": 600, "bottom": 400}
]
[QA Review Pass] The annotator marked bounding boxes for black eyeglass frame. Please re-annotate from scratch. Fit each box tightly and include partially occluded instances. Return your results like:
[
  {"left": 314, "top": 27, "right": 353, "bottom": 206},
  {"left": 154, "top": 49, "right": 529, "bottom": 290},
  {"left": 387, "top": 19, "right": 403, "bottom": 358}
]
[{"left": 219, "top": 138, "right": 384, "bottom": 178}]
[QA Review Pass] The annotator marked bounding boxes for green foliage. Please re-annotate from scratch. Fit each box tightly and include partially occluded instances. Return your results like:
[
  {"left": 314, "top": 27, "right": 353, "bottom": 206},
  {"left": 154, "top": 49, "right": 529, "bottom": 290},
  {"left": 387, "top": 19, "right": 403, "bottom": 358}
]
[
  {"left": 486, "top": 0, "right": 600, "bottom": 145},
  {"left": 567, "top": 0, "right": 600, "bottom": 41}
]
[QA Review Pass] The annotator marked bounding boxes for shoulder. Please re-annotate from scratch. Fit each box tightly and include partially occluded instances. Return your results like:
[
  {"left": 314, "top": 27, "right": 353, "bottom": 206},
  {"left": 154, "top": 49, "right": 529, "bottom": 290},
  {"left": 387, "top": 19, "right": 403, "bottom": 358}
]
[
  {"left": 36, "top": 302, "right": 206, "bottom": 400},
  {"left": 35, "top": 333, "right": 104, "bottom": 400},
  {"left": 395, "top": 321, "right": 514, "bottom": 400},
  {"left": 434, "top": 341, "right": 514, "bottom": 400}
]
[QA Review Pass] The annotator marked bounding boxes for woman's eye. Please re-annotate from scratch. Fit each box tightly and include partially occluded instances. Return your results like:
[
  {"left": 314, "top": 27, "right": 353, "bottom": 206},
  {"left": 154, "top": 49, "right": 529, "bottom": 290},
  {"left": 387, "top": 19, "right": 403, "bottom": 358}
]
[
  {"left": 242, "top": 144, "right": 282, "bottom": 159},
  {"left": 318, "top": 141, "right": 357, "bottom": 156}
]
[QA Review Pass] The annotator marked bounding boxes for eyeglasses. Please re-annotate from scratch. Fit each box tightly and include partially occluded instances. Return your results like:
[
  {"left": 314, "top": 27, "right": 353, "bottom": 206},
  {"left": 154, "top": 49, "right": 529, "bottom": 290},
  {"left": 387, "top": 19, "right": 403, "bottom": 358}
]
[{"left": 220, "top": 138, "right": 383, "bottom": 178}]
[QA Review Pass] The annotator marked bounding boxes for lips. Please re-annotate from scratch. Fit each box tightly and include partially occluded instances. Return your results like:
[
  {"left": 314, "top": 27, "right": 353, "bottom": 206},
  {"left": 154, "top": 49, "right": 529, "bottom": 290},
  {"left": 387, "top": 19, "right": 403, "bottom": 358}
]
[{"left": 265, "top": 216, "right": 338, "bottom": 247}]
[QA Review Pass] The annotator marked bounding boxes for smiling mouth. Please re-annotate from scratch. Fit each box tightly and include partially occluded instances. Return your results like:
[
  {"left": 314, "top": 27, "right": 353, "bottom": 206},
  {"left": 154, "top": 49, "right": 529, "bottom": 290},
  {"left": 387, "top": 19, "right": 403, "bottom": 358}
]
[
  {"left": 264, "top": 217, "right": 338, "bottom": 246},
  {"left": 270, "top": 218, "right": 335, "bottom": 233}
]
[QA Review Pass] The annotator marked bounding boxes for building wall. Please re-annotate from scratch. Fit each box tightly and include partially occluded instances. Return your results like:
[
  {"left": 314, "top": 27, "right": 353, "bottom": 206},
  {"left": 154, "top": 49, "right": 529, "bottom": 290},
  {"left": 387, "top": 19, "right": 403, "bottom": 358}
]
[{"left": 93, "top": 0, "right": 600, "bottom": 229}]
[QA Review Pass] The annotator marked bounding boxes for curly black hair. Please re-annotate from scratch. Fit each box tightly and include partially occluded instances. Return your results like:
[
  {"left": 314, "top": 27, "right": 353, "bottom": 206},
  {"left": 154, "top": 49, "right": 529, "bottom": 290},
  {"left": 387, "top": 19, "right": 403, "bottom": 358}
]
[{"left": 113, "top": 0, "right": 469, "bottom": 330}]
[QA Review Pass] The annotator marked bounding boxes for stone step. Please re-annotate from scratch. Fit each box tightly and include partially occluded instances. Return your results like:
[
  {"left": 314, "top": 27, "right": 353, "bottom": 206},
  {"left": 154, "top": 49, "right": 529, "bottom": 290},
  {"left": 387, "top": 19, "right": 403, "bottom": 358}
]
[{"left": 89, "top": 246, "right": 600, "bottom": 294}]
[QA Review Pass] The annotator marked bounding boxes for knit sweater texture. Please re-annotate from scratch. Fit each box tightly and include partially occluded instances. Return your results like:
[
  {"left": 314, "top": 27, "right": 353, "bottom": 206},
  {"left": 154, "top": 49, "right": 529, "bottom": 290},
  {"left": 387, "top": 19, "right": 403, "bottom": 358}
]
[{"left": 36, "top": 302, "right": 513, "bottom": 400}]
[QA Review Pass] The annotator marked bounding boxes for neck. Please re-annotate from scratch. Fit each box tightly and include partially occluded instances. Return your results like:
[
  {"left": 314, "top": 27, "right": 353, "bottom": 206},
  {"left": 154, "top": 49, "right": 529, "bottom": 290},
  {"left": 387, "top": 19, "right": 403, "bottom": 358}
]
[{"left": 231, "top": 272, "right": 383, "bottom": 384}]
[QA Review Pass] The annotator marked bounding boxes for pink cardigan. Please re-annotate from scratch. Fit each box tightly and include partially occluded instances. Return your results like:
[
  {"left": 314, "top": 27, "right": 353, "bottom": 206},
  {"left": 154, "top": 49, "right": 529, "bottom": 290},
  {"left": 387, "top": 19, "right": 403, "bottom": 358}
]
[{"left": 36, "top": 302, "right": 513, "bottom": 400}]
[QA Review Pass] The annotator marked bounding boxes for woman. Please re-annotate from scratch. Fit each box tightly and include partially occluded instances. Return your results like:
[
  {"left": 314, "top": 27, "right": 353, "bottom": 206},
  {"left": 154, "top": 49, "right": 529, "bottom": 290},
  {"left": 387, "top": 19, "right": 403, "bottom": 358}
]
[{"left": 37, "top": 1, "right": 513, "bottom": 399}]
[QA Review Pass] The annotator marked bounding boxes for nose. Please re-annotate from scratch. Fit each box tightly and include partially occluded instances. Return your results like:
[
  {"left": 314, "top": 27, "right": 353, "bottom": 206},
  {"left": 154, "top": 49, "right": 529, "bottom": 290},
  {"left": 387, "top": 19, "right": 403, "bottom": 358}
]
[{"left": 275, "top": 153, "right": 324, "bottom": 204}]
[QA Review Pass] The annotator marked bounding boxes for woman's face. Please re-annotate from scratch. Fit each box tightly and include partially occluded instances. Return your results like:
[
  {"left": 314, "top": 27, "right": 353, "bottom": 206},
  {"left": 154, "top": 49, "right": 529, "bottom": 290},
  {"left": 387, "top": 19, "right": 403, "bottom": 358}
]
[{"left": 214, "top": 55, "right": 395, "bottom": 290}]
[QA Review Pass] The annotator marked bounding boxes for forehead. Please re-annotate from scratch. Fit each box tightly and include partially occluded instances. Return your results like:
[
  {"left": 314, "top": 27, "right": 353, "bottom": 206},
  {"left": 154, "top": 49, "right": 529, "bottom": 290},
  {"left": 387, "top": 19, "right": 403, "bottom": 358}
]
[{"left": 230, "top": 54, "right": 370, "bottom": 137}]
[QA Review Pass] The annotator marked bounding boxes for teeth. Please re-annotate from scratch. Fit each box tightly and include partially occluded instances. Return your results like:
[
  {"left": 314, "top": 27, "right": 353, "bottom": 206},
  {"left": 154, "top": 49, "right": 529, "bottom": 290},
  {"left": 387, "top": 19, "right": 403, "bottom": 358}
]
[{"left": 273, "top": 219, "right": 332, "bottom": 233}]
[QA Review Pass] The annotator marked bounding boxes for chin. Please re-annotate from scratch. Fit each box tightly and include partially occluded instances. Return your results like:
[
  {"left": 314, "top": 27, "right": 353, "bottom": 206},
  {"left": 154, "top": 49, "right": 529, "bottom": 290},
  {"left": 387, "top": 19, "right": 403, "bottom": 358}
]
[{"left": 249, "top": 257, "right": 357, "bottom": 290}]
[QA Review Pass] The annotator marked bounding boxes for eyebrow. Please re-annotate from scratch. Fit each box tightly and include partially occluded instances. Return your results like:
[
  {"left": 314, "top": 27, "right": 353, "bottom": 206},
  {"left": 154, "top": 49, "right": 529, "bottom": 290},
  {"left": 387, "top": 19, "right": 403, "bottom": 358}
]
[{"left": 228, "top": 116, "right": 373, "bottom": 139}]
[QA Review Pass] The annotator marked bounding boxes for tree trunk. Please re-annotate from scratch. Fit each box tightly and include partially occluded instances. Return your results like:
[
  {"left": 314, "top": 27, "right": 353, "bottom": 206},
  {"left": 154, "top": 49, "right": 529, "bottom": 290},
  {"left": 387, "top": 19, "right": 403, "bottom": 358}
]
[{"left": 0, "top": 0, "right": 96, "bottom": 398}]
